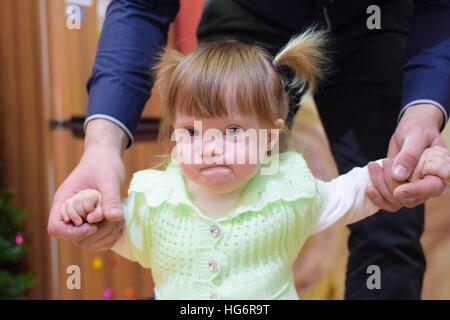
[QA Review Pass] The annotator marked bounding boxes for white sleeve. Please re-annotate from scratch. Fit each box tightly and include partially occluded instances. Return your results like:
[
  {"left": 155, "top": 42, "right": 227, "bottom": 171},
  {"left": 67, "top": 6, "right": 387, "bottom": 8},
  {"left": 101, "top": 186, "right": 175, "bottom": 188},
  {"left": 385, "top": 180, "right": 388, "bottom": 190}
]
[{"left": 311, "top": 160, "right": 383, "bottom": 235}]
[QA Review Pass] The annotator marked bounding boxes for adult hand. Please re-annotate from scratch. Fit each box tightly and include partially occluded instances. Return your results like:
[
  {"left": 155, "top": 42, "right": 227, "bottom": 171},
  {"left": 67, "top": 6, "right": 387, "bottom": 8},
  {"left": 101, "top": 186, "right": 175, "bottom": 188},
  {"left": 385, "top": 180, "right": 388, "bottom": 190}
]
[
  {"left": 367, "top": 104, "right": 446, "bottom": 210},
  {"left": 366, "top": 159, "right": 403, "bottom": 212},
  {"left": 47, "top": 119, "right": 128, "bottom": 251}
]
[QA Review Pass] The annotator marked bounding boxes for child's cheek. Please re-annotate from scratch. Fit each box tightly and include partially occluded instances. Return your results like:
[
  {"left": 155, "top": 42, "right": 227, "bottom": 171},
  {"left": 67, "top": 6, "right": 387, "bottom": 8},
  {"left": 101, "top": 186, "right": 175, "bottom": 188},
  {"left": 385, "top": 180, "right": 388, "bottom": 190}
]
[
  {"left": 178, "top": 162, "right": 200, "bottom": 184},
  {"left": 241, "top": 133, "right": 266, "bottom": 165},
  {"left": 224, "top": 136, "right": 249, "bottom": 165},
  {"left": 175, "top": 139, "right": 202, "bottom": 165}
]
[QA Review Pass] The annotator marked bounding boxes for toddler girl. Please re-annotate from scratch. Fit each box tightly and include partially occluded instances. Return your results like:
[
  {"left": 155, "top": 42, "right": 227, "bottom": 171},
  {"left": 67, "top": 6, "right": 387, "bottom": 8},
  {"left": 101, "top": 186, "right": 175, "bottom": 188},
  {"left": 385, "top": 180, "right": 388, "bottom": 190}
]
[{"left": 59, "top": 30, "right": 448, "bottom": 299}]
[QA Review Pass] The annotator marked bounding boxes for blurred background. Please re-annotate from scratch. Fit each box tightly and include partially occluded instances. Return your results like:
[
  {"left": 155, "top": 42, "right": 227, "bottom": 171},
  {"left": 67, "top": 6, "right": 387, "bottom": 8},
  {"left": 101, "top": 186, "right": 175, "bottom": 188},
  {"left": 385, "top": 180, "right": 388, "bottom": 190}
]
[{"left": 0, "top": 0, "right": 448, "bottom": 300}]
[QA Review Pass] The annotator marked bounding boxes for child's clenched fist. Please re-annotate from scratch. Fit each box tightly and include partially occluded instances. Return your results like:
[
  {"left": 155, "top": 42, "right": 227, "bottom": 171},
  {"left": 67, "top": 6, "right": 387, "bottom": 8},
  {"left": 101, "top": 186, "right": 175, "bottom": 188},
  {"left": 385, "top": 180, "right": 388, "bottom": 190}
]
[{"left": 61, "top": 189, "right": 104, "bottom": 226}]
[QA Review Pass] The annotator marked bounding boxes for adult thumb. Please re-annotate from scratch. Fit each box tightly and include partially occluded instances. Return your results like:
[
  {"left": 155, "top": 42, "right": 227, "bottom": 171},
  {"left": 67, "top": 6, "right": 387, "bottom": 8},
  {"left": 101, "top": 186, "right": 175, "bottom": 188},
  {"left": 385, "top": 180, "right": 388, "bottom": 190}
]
[
  {"left": 99, "top": 178, "right": 124, "bottom": 222},
  {"left": 392, "top": 131, "right": 428, "bottom": 181}
]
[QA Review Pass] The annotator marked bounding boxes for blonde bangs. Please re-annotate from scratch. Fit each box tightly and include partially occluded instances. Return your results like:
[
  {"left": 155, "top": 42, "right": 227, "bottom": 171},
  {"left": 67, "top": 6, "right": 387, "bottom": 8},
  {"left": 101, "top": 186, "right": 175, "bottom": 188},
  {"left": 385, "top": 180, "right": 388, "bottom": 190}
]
[{"left": 163, "top": 41, "right": 286, "bottom": 128}]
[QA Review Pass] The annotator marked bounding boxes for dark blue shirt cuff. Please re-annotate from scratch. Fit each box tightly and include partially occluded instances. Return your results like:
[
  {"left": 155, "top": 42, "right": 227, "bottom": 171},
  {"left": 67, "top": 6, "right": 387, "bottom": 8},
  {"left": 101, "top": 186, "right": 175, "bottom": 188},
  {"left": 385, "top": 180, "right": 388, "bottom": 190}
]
[
  {"left": 85, "top": 83, "right": 149, "bottom": 148},
  {"left": 401, "top": 71, "right": 449, "bottom": 129}
]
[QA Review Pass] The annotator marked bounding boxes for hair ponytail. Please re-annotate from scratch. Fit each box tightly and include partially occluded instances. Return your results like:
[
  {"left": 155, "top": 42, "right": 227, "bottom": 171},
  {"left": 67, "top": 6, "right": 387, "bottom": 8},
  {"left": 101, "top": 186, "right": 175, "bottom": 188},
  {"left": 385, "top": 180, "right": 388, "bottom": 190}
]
[
  {"left": 273, "top": 28, "right": 328, "bottom": 99},
  {"left": 153, "top": 46, "right": 185, "bottom": 100}
]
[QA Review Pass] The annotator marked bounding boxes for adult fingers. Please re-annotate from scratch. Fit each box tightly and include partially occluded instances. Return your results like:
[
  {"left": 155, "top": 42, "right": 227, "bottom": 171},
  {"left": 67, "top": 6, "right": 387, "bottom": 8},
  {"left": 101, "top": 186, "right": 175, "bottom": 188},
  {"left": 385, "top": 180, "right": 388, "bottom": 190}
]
[
  {"left": 394, "top": 175, "right": 446, "bottom": 201},
  {"left": 387, "top": 134, "right": 400, "bottom": 160},
  {"left": 75, "top": 219, "right": 124, "bottom": 250},
  {"left": 98, "top": 176, "right": 124, "bottom": 222},
  {"left": 382, "top": 159, "right": 404, "bottom": 209},
  {"left": 366, "top": 163, "right": 391, "bottom": 210},
  {"left": 366, "top": 161, "right": 402, "bottom": 212},
  {"left": 366, "top": 186, "right": 400, "bottom": 212},
  {"left": 392, "top": 132, "right": 446, "bottom": 181},
  {"left": 391, "top": 130, "right": 429, "bottom": 181},
  {"left": 382, "top": 159, "right": 402, "bottom": 194},
  {"left": 399, "top": 196, "right": 427, "bottom": 208},
  {"left": 48, "top": 214, "right": 98, "bottom": 241}
]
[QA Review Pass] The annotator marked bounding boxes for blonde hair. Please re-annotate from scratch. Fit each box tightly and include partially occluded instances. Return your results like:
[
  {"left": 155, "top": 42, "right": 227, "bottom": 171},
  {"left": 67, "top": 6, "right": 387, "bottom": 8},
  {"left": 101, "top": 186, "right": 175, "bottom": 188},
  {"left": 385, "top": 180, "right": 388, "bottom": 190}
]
[{"left": 151, "top": 29, "right": 328, "bottom": 169}]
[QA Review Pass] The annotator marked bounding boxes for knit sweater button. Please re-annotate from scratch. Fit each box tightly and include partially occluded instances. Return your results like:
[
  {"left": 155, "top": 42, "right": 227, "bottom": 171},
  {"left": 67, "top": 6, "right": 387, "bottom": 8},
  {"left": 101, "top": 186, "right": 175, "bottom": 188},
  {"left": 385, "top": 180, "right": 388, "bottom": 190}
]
[
  {"left": 209, "top": 260, "right": 218, "bottom": 271},
  {"left": 210, "top": 292, "right": 219, "bottom": 300},
  {"left": 210, "top": 225, "right": 220, "bottom": 237}
]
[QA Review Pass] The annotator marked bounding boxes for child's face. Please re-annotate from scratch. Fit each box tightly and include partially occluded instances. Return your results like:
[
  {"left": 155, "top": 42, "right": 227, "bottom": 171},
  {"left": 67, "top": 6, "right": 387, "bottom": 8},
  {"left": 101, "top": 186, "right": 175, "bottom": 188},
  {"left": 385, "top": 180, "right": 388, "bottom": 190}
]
[{"left": 172, "top": 113, "right": 273, "bottom": 194}]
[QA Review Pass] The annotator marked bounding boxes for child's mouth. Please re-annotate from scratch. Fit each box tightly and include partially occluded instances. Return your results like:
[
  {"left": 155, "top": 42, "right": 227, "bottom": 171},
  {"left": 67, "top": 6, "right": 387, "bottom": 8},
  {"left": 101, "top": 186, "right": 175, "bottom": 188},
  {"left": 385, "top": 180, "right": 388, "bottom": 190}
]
[{"left": 200, "top": 165, "right": 231, "bottom": 175}]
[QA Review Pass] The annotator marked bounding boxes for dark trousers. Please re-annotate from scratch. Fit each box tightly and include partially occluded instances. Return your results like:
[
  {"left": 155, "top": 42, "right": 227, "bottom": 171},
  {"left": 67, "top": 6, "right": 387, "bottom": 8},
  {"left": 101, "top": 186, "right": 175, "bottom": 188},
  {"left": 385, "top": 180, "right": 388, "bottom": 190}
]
[{"left": 197, "top": 0, "right": 426, "bottom": 299}]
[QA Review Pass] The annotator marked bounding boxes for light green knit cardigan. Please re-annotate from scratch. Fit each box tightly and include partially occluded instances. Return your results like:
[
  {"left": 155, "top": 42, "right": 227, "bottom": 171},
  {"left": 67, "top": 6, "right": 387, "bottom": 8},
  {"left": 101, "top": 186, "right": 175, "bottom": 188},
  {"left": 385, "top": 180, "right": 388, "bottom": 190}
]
[{"left": 121, "top": 151, "right": 327, "bottom": 300}]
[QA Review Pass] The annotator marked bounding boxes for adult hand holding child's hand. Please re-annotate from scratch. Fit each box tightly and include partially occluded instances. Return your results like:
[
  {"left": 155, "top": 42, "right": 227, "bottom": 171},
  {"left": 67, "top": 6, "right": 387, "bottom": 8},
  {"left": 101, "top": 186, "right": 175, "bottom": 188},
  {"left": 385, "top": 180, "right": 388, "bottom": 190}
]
[
  {"left": 47, "top": 119, "right": 127, "bottom": 251},
  {"left": 366, "top": 104, "right": 447, "bottom": 211}
]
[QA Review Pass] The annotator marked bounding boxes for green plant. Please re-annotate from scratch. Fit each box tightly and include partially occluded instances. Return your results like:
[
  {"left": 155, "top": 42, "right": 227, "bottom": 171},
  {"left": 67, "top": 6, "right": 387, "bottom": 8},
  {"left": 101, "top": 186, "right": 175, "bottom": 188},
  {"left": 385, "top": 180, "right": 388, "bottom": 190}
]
[{"left": 0, "top": 190, "right": 35, "bottom": 299}]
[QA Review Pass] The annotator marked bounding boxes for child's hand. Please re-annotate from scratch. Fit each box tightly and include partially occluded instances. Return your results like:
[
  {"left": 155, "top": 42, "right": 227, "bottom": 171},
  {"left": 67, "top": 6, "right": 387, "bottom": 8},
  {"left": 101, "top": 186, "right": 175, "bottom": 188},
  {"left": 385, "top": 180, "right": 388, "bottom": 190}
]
[
  {"left": 410, "top": 146, "right": 450, "bottom": 184},
  {"left": 61, "top": 189, "right": 103, "bottom": 226},
  {"left": 389, "top": 146, "right": 448, "bottom": 202}
]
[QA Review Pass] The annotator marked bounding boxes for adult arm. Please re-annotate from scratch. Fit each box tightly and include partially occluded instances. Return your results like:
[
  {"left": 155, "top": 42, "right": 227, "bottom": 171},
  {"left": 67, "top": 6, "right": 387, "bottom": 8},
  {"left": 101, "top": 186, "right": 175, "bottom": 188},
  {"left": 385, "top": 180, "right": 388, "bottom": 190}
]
[
  {"left": 48, "top": 119, "right": 128, "bottom": 249},
  {"left": 368, "top": 0, "right": 449, "bottom": 209},
  {"left": 85, "top": 0, "right": 180, "bottom": 148},
  {"left": 48, "top": 0, "right": 179, "bottom": 249}
]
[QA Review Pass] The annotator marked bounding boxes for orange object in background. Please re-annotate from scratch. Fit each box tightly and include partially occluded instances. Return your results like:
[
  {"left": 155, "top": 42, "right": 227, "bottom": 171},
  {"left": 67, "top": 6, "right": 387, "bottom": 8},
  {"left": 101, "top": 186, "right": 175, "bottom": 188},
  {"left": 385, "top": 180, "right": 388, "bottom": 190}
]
[
  {"left": 125, "top": 287, "right": 135, "bottom": 300},
  {"left": 175, "top": 0, "right": 206, "bottom": 54}
]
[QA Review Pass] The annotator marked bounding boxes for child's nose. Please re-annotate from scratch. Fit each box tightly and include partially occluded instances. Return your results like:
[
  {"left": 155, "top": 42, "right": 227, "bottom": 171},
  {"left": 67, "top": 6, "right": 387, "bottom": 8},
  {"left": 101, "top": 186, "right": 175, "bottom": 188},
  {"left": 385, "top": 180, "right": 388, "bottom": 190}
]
[{"left": 202, "top": 136, "right": 224, "bottom": 159}]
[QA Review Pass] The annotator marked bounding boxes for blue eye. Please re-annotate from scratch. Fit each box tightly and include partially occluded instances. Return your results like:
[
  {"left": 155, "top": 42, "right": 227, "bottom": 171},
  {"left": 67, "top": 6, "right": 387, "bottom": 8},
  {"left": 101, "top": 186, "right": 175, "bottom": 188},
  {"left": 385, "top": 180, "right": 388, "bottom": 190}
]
[
  {"left": 186, "top": 128, "right": 199, "bottom": 136},
  {"left": 226, "top": 127, "right": 241, "bottom": 136}
]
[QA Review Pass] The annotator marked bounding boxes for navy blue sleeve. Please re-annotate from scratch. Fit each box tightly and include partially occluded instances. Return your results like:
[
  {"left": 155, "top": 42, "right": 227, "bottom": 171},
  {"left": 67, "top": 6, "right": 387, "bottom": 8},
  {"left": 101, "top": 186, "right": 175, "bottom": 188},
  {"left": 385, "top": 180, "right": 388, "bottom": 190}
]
[
  {"left": 85, "top": 0, "right": 180, "bottom": 147},
  {"left": 400, "top": 0, "right": 450, "bottom": 126}
]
